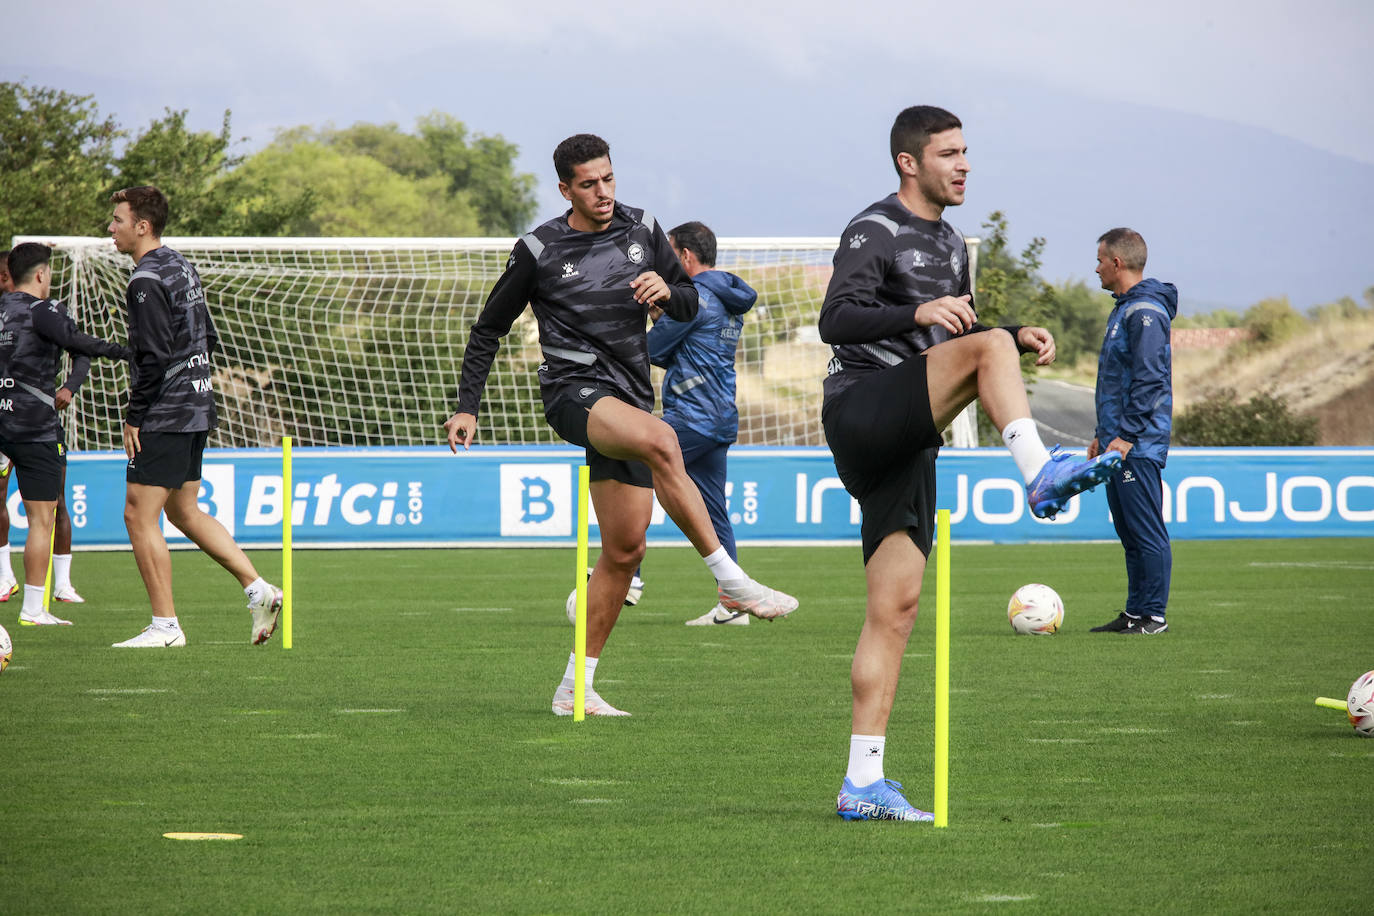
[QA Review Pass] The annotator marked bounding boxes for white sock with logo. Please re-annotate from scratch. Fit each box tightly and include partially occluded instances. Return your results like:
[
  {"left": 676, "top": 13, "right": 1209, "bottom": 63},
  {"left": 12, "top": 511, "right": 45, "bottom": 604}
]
[
  {"left": 151, "top": 615, "right": 180, "bottom": 631},
  {"left": 22, "top": 584, "right": 45, "bottom": 615},
  {"left": 703, "top": 546, "right": 746, "bottom": 584},
  {"left": 52, "top": 554, "right": 73, "bottom": 591},
  {"left": 846, "top": 734, "right": 886, "bottom": 787},
  {"left": 1002, "top": 417, "right": 1053, "bottom": 484},
  {"left": 561, "top": 652, "right": 598, "bottom": 692},
  {"left": 244, "top": 577, "right": 271, "bottom": 606}
]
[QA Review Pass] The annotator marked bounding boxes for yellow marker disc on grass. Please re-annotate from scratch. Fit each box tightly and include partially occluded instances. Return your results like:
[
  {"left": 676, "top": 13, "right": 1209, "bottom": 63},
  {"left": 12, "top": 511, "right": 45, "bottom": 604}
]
[{"left": 163, "top": 832, "right": 244, "bottom": 841}]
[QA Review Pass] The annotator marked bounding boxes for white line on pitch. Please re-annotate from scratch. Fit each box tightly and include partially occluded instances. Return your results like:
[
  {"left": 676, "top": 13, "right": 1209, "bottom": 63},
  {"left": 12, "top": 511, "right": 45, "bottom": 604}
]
[
  {"left": 335, "top": 708, "right": 406, "bottom": 714},
  {"left": 87, "top": 688, "right": 171, "bottom": 694}
]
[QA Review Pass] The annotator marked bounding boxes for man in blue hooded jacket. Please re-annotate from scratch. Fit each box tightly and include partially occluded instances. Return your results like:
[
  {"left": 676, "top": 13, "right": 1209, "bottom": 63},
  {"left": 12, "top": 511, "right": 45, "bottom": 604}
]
[
  {"left": 1087, "top": 228, "right": 1177, "bottom": 635},
  {"left": 648, "top": 222, "right": 758, "bottom": 626}
]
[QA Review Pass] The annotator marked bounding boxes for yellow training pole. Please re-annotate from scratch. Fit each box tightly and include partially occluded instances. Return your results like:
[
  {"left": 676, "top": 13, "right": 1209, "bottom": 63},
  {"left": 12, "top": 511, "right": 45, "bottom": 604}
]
[
  {"left": 573, "top": 466, "right": 590, "bottom": 722},
  {"left": 934, "top": 509, "right": 951, "bottom": 828},
  {"left": 41, "top": 505, "right": 56, "bottom": 611},
  {"left": 1315, "top": 697, "right": 1347, "bottom": 711},
  {"left": 282, "top": 436, "right": 293, "bottom": 650}
]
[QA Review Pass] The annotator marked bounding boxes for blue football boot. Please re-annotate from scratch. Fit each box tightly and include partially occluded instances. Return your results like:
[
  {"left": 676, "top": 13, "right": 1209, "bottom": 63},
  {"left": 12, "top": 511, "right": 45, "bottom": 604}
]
[
  {"left": 836, "top": 778, "right": 934, "bottom": 822},
  {"left": 1026, "top": 447, "right": 1122, "bottom": 519}
]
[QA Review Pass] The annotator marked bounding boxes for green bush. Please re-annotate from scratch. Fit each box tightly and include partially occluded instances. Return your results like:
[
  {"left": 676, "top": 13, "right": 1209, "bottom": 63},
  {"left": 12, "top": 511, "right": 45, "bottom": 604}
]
[
  {"left": 1242, "top": 296, "right": 1306, "bottom": 346},
  {"left": 1174, "top": 388, "right": 1318, "bottom": 446}
]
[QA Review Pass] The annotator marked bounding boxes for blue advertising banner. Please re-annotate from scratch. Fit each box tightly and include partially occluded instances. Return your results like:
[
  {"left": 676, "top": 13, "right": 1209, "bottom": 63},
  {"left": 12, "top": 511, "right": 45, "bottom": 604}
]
[{"left": 6, "top": 447, "right": 1371, "bottom": 549}]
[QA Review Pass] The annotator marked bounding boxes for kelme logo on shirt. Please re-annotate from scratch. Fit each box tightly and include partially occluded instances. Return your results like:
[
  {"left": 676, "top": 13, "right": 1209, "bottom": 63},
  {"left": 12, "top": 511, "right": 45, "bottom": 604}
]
[
  {"left": 562, "top": 262, "right": 579, "bottom": 279},
  {"left": 627, "top": 242, "right": 645, "bottom": 264},
  {"left": 848, "top": 233, "right": 867, "bottom": 249}
]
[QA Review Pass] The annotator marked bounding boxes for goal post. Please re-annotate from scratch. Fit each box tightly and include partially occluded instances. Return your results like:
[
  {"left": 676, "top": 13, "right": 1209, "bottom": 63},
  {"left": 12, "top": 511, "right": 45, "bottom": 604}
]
[{"left": 17, "top": 234, "right": 980, "bottom": 451}]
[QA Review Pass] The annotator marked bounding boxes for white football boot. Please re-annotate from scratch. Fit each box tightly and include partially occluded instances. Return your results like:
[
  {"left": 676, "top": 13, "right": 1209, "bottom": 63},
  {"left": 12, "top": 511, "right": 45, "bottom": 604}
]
[
  {"left": 685, "top": 603, "right": 749, "bottom": 626},
  {"left": 53, "top": 585, "right": 85, "bottom": 603},
  {"left": 248, "top": 585, "right": 284, "bottom": 645},
  {"left": 717, "top": 577, "right": 798, "bottom": 621},
  {"left": 551, "top": 683, "right": 631, "bottom": 717},
  {"left": 18, "top": 607, "right": 73, "bottom": 626},
  {"left": 113, "top": 625, "right": 186, "bottom": 648}
]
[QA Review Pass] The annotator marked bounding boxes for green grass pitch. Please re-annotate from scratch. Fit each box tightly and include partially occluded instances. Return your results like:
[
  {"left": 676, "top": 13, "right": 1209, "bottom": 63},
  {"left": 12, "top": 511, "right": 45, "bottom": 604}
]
[{"left": 2, "top": 538, "right": 1369, "bottom": 914}]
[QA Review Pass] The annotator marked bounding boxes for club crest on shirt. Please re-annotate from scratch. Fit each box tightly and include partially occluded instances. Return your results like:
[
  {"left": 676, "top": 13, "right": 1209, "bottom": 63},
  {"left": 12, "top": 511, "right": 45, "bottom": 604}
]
[
  {"left": 627, "top": 242, "right": 645, "bottom": 264},
  {"left": 950, "top": 251, "right": 962, "bottom": 274}
]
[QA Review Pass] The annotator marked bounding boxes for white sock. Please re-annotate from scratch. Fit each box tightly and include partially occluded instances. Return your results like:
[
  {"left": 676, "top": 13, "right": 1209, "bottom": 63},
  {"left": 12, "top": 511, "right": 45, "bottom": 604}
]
[
  {"left": 846, "top": 734, "right": 886, "bottom": 787},
  {"left": 244, "top": 576, "right": 270, "bottom": 604},
  {"left": 22, "top": 584, "right": 45, "bottom": 614},
  {"left": 1002, "top": 417, "right": 1053, "bottom": 484},
  {"left": 703, "top": 546, "right": 746, "bottom": 584},
  {"left": 151, "top": 615, "right": 180, "bottom": 631},
  {"left": 52, "top": 554, "right": 73, "bottom": 591},
  {"left": 561, "top": 652, "right": 598, "bottom": 691},
  {"left": 0, "top": 543, "right": 12, "bottom": 578}
]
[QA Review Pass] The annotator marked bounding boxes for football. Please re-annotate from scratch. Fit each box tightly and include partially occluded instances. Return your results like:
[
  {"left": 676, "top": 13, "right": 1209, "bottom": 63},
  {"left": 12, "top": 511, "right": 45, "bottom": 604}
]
[
  {"left": 1007, "top": 583, "right": 1064, "bottom": 635},
  {"left": 1346, "top": 670, "right": 1374, "bottom": 737},
  {"left": 0, "top": 623, "right": 11, "bottom": 674},
  {"left": 565, "top": 588, "right": 580, "bottom": 625}
]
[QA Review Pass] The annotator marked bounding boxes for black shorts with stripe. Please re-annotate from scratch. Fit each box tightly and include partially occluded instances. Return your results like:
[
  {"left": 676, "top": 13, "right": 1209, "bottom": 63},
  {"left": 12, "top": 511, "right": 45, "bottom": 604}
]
[
  {"left": 822, "top": 355, "right": 942, "bottom": 563},
  {"left": 544, "top": 385, "right": 653, "bottom": 489}
]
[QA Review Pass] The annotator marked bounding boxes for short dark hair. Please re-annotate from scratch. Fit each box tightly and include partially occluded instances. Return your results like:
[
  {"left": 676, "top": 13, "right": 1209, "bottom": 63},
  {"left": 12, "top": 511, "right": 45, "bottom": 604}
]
[
  {"left": 111, "top": 185, "right": 169, "bottom": 236},
  {"left": 890, "top": 106, "right": 962, "bottom": 173},
  {"left": 668, "top": 221, "right": 716, "bottom": 268},
  {"left": 553, "top": 134, "right": 611, "bottom": 182},
  {"left": 7, "top": 242, "right": 51, "bottom": 285},
  {"left": 1098, "top": 228, "right": 1148, "bottom": 271}
]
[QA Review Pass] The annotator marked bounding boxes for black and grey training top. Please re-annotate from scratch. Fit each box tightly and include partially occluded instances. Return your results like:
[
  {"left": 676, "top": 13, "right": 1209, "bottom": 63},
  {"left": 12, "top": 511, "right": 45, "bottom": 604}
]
[
  {"left": 0, "top": 290, "right": 128, "bottom": 442},
  {"left": 818, "top": 193, "right": 978, "bottom": 404},
  {"left": 124, "top": 246, "right": 219, "bottom": 433},
  {"left": 456, "top": 202, "right": 698, "bottom": 418}
]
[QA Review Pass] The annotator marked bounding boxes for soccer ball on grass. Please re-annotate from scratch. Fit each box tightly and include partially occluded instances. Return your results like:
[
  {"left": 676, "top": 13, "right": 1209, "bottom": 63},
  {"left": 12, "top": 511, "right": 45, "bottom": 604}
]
[
  {"left": 1007, "top": 584, "right": 1064, "bottom": 635},
  {"left": 0, "top": 623, "right": 11, "bottom": 674},
  {"left": 1347, "top": 670, "right": 1374, "bottom": 737}
]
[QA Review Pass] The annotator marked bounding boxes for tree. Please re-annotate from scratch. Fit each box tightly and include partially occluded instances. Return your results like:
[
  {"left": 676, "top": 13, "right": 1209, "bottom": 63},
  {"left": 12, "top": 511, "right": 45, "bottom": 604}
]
[
  {"left": 972, "top": 211, "right": 1055, "bottom": 328},
  {"left": 0, "top": 81, "right": 121, "bottom": 243},
  {"left": 298, "top": 114, "right": 537, "bottom": 235},
  {"left": 1042, "top": 279, "right": 1114, "bottom": 368},
  {"left": 222, "top": 139, "right": 482, "bottom": 237}
]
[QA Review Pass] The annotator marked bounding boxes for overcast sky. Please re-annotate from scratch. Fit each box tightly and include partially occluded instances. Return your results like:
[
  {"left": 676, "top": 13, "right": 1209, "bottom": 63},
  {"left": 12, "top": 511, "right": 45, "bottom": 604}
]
[{"left": 6, "top": 0, "right": 1373, "bottom": 308}]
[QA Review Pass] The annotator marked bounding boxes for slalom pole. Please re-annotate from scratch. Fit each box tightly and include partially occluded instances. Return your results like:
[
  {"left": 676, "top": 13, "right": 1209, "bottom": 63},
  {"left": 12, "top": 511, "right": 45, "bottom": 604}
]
[
  {"left": 282, "top": 436, "right": 293, "bottom": 650},
  {"left": 41, "top": 505, "right": 56, "bottom": 611},
  {"left": 573, "top": 466, "right": 590, "bottom": 722},
  {"left": 934, "top": 509, "right": 952, "bottom": 828}
]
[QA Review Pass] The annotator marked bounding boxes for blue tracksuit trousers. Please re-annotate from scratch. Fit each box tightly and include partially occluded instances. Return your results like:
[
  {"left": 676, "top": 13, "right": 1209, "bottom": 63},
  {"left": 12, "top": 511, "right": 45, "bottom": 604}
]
[
  {"left": 673, "top": 425, "right": 736, "bottom": 561},
  {"left": 1105, "top": 454, "right": 1171, "bottom": 620}
]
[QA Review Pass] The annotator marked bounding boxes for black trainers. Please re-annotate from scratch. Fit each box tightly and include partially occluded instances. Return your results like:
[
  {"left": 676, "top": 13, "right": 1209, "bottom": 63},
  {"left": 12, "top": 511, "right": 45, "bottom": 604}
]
[
  {"left": 1090, "top": 612, "right": 1138, "bottom": 632},
  {"left": 1129, "top": 617, "right": 1169, "bottom": 635}
]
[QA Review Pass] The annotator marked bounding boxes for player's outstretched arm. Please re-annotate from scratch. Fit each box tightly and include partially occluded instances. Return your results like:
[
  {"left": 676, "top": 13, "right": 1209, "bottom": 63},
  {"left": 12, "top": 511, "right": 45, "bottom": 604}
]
[{"left": 444, "top": 412, "right": 478, "bottom": 453}]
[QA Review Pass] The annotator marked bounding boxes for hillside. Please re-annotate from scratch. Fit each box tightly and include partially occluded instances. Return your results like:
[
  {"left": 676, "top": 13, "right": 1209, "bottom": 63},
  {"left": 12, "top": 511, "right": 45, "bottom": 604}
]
[{"left": 1172, "top": 316, "right": 1374, "bottom": 445}]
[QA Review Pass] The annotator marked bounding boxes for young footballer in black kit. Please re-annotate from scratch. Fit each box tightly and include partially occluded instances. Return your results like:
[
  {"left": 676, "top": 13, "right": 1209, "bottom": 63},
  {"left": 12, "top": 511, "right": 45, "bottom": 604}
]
[
  {"left": 445, "top": 134, "right": 797, "bottom": 717},
  {"left": 107, "top": 186, "right": 283, "bottom": 649},
  {"left": 823, "top": 106, "right": 1121, "bottom": 821},
  {"left": 0, "top": 243, "right": 130, "bottom": 626}
]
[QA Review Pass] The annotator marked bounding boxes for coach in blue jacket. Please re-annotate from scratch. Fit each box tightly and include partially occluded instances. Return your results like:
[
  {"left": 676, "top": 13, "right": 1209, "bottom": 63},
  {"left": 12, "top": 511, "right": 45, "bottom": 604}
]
[
  {"left": 1087, "top": 228, "right": 1178, "bottom": 635},
  {"left": 648, "top": 221, "right": 758, "bottom": 626}
]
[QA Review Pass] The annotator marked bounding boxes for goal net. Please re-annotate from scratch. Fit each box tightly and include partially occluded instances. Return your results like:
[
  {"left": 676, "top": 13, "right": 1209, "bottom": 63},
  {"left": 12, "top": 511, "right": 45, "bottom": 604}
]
[{"left": 19, "top": 235, "right": 978, "bottom": 451}]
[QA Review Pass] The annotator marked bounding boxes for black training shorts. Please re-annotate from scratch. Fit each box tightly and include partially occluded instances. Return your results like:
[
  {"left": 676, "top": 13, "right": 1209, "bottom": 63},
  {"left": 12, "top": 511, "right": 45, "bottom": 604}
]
[
  {"left": 822, "top": 354, "right": 942, "bottom": 563},
  {"left": 545, "top": 385, "right": 653, "bottom": 489},
  {"left": 126, "top": 430, "right": 210, "bottom": 489},
  {"left": 0, "top": 440, "right": 66, "bottom": 502}
]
